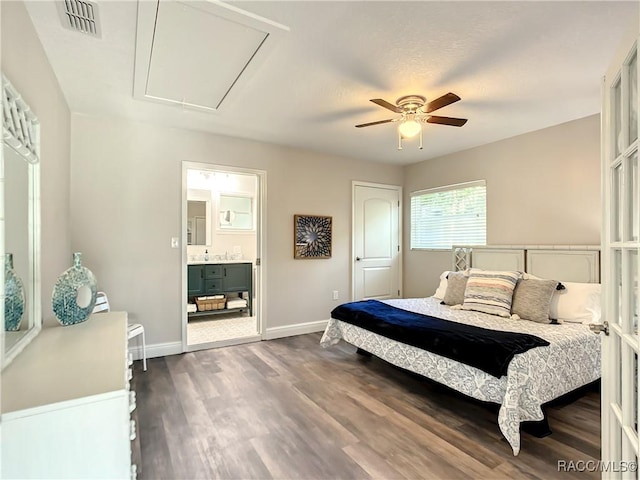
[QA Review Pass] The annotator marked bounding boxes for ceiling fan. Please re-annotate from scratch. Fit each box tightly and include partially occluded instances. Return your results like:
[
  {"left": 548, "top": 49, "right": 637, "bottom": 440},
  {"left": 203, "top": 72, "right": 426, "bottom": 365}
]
[{"left": 355, "top": 92, "right": 468, "bottom": 149}]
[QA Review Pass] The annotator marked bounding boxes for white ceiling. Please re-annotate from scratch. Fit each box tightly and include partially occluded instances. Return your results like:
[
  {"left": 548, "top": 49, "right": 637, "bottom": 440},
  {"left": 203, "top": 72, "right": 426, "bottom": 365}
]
[{"left": 24, "top": 1, "right": 638, "bottom": 166}]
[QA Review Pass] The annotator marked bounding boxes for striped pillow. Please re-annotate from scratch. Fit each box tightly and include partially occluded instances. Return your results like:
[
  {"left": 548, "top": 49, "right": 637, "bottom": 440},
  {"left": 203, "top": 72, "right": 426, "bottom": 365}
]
[{"left": 461, "top": 270, "right": 521, "bottom": 318}]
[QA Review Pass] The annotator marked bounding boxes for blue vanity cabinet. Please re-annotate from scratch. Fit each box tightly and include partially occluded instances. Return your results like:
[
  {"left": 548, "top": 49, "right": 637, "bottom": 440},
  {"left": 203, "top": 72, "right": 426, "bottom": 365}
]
[
  {"left": 222, "top": 264, "right": 251, "bottom": 292},
  {"left": 187, "top": 265, "right": 205, "bottom": 296},
  {"left": 188, "top": 262, "right": 252, "bottom": 316},
  {"left": 203, "top": 265, "right": 224, "bottom": 294}
]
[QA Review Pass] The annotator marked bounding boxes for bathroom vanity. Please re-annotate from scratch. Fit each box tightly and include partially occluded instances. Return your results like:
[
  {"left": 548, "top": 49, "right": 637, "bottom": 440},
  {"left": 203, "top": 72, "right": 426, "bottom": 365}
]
[{"left": 187, "top": 261, "right": 253, "bottom": 317}]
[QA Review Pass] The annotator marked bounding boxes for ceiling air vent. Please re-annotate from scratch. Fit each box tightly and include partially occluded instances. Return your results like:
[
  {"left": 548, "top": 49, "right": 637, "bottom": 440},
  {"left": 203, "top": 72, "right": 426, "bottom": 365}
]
[{"left": 57, "top": 0, "right": 102, "bottom": 38}]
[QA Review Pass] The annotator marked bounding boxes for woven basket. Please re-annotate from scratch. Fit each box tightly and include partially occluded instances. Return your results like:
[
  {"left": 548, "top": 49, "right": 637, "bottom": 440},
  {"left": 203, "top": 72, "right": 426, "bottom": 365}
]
[{"left": 195, "top": 296, "right": 226, "bottom": 311}]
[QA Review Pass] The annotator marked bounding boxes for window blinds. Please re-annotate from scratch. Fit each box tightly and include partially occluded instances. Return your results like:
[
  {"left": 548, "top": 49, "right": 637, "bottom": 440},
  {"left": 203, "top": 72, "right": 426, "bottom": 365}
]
[{"left": 410, "top": 180, "right": 486, "bottom": 249}]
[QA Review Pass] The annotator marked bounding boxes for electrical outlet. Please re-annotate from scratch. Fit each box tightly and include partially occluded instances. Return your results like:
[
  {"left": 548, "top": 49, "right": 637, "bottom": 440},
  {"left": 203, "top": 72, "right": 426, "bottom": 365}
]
[
  {"left": 332, "top": 290, "right": 339, "bottom": 300},
  {"left": 171, "top": 237, "right": 179, "bottom": 249}
]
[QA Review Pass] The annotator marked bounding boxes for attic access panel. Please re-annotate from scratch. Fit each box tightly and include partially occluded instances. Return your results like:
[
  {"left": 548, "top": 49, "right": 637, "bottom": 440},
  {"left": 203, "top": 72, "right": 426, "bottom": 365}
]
[{"left": 134, "top": 1, "right": 288, "bottom": 112}]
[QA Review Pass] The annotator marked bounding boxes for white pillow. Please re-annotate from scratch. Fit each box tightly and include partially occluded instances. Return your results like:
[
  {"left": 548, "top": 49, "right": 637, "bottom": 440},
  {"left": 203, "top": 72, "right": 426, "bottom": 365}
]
[
  {"left": 550, "top": 281, "right": 601, "bottom": 324},
  {"left": 432, "top": 271, "right": 450, "bottom": 299}
]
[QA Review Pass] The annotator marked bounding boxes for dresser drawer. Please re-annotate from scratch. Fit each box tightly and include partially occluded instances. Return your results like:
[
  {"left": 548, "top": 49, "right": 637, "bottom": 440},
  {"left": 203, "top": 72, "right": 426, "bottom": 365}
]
[{"left": 204, "top": 265, "right": 223, "bottom": 279}]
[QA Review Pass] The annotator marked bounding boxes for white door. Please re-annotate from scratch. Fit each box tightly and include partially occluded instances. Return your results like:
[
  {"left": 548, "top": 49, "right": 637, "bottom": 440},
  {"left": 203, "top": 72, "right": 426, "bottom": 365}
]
[
  {"left": 353, "top": 182, "right": 401, "bottom": 301},
  {"left": 601, "top": 25, "right": 640, "bottom": 478}
]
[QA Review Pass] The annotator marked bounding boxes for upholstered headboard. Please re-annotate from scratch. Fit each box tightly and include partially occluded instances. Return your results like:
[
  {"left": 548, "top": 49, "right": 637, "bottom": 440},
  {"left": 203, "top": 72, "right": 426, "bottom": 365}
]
[{"left": 452, "top": 245, "right": 600, "bottom": 283}]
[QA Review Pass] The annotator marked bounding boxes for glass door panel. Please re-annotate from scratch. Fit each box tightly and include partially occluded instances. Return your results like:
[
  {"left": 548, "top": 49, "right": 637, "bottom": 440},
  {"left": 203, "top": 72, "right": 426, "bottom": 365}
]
[
  {"left": 632, "top": 250, "right": 638, "bottom": 333},
  {"left": 614, "top": 162, "right": 624, "bottom": 242},
  {"left": 634, "top": 353, "right": 638, "bottom": 433},
  {"left": 630, "top": 52, "right": 638, "bottom": 145},
  {"left": 616, "top": 249, "right": 623, "bottom": 325},
  {"left": 624, "top": 250, "right": 638, "bottom": 335},
  {"left": 631, "top": 154, "right": 639, "bottom": 242},
  {"left": 615, "top": 78, "right": 623, "bottom": 157},
  {"left": 622, "top": 349, "right": 639, "bottom": 470},
  {"left": 616, "top": 335, "right": 623, "bottom": 407}
]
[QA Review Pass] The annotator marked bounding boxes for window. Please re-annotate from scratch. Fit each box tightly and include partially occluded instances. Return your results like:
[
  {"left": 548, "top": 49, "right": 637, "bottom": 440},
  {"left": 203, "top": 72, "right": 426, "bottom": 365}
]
[{"left": 410, "top": 180, "right": 486, "bottom": 250}]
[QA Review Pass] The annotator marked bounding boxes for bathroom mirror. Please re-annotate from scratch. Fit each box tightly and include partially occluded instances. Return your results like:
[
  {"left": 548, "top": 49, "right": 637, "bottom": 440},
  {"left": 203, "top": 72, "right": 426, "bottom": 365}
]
[
  {"left": 187, "top": 189, "right": 212, "bottom": 246},
  {"left": 218, "top": 194, "right": 254, "bottom": 231},
  {"left": 187, "top": 200, "right": 207, "bottom": 245},
  {"left": 2, "top": 75, "right": 42, "bottom": 369}
]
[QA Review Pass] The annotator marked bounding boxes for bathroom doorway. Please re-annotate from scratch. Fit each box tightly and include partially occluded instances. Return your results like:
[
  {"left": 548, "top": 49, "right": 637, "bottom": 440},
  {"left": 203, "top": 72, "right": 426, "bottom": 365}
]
[{"left": 181, "top": 162, "right": 265, "bottom": 351}]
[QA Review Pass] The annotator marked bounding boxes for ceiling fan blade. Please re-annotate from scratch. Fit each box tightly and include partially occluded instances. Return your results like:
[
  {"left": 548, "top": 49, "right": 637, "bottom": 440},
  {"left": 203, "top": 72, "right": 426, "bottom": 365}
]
[
  {"left": 426, "top": 116, "right": 468, "bottom": 127},
  {"left": 355, "top": 119, "right": 396, "bottom": 128},
  {"left": 425, "top": 92, "right": 461, "bottom": 113},
  {"left": 370, "top": 99, "right": 403, "bottom": 113}
]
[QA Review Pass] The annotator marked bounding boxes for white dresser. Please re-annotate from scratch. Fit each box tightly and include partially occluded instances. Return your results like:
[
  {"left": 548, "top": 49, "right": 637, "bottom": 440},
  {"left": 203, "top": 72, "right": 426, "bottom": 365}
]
[{"left": 1, "top": 312, "right": 136, "bottom": 479}]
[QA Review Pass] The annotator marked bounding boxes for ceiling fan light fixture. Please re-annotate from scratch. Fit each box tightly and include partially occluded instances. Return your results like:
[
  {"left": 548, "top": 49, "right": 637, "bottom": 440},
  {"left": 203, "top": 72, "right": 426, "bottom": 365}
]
[
  {"left": 398, "top": 119, "right": 421, "bottom": 138},
  {"left": 356, "top": 92, "right": 466, "bottom": 151}
]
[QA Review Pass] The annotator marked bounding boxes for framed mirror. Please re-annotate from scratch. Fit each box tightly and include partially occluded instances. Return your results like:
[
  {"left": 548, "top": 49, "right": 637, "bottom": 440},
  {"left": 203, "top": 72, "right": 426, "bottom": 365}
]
[
  {"left": 2, "top": 74, "right": 42, "bottom": 369},
  {"left": 186, "top": 189, "right": 212, "bottom": 246},
  {"left": 187, "top": 200, "right": 207, "bottom": 245},
  {"left": 218, "top": 194, "right": 254, "bottom": 231}
]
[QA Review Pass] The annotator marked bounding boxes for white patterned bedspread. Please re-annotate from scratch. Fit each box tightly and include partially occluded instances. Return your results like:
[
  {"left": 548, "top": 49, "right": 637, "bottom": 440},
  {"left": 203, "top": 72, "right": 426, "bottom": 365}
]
[{"left": 320, "top": 297, "right": 601, "bottom": 455}]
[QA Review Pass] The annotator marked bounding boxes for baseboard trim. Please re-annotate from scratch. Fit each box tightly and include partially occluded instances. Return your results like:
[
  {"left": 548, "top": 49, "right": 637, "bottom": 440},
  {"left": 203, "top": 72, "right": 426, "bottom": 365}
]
[
  {"left": 263, "top": 319, "right": 328, "bottom": 340},
  {"left": 186, "top": 335, "right": 261, "bottom": 352},
  {"left": 129, "top": 341, "right": 182, "bottom": 360},
  {"left": 129, "top": 321, "right": 329, "bottom": 360}
]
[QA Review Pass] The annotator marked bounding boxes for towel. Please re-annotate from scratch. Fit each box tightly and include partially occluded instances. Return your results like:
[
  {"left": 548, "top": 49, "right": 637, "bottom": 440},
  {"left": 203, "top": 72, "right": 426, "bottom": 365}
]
[{"left": 227, "top": 299, "right": 248, "bottom": 308}]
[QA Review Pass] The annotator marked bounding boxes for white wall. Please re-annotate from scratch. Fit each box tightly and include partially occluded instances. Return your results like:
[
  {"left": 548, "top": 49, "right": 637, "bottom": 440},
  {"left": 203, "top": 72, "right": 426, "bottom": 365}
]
[
  {"left": 70, "top": 114, "right": 403, "bottom": 347},
  {"left": 2, "top": 1, "right": 71, "bottom": 326},
  {"left": 403, "top": 114, "right": 602, "bottom": 298}
]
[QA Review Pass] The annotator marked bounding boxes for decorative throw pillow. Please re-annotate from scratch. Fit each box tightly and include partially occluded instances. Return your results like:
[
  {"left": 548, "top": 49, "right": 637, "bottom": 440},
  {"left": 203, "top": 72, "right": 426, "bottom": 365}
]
[
  {"left": 550, "top": 281, "right": 601, "bottom": 324},
  {"left": 511, "top": 278, "right": 559, "bottom": 323},
  {"left": 442, "top": 272, "right": 468, "bottom": 306},
  {"left": 461, "top": 270, "right": 521, "bottom": 317},
  {"left": 432, "top": 271, "right": 451, "bottom": 300}
]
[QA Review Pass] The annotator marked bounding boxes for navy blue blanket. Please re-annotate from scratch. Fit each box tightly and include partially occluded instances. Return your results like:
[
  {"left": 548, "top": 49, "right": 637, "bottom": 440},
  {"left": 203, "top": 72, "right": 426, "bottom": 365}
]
[{"left": 331, "top": 300, "right": 549, "bottom": 378}]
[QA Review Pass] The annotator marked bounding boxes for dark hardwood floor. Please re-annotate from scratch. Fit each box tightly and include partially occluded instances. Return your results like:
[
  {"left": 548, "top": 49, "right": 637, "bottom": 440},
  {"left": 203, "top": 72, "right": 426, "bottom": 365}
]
[{"left": 132, "top": 333, "right": 600, "bottom": 480}]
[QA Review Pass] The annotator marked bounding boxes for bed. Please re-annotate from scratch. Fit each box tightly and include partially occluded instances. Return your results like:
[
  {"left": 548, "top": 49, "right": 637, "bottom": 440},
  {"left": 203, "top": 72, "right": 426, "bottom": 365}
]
[{"left": 320, "top": 245, "right": 602, "bottom": 455}]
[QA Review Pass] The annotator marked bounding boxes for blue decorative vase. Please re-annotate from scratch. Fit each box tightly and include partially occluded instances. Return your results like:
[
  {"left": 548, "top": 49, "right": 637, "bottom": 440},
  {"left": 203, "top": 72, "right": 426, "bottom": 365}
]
[
  {"left": 52, "top": 252, "right": 98, "bottom": 326},
  {"left": 5, "top": 253, "right": 25, "bottom": 331}
]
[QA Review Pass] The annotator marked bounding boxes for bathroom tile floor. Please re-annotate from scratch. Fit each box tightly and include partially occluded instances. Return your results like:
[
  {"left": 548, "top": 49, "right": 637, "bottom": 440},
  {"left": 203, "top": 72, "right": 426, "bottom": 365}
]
[{"left": 187, "top": 314, "right": 258, "bottom": 345}]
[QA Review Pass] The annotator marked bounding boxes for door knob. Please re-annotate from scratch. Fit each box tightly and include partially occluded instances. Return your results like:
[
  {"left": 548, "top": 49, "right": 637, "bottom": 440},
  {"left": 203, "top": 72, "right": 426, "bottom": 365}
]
[{"left": 356, "top": 257, "right": 361, "bottom": 261}]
